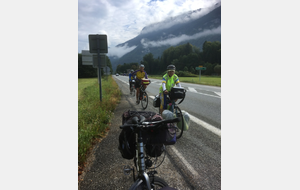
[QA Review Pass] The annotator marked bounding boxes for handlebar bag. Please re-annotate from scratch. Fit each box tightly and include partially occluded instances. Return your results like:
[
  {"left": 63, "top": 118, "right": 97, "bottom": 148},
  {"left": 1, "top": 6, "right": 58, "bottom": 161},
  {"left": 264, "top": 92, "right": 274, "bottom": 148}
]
[
  {"left": 141, "top": 79, "right": 150, "bottom": 85},
  {"left": 169, "top": 87, "right": 185, "bottom": 100}
]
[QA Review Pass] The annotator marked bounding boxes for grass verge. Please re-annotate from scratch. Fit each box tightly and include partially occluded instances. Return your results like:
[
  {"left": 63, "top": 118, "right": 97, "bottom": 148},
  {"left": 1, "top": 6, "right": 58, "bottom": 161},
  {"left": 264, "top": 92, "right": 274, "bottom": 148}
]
[{"left": 78, "top": 76, "right": 121, "bottom": 167}]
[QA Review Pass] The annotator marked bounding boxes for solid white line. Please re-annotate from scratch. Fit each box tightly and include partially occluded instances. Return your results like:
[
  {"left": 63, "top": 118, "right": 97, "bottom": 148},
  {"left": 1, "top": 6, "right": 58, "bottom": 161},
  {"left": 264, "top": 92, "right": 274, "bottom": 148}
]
[
  {"left": 186, "top": 112, "right": 221, "bottom": 137},
  {"left": 148, "top": 96, "right": 221, "bottom": 137},
  {"left": 169, "top": 146, "right": 201, "bottom": 178}
]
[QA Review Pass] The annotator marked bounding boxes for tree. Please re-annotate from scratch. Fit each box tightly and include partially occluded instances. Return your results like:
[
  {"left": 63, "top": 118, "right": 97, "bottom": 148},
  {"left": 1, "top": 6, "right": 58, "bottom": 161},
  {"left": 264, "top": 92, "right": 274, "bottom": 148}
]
[
  {"left": 214, "top": 64, "right": 221, "bottom": 75},
  {"left": 184, "top": 66, "right": 188, "bottom": 72},
  {"left": 190, "top": 66, "right": 195, "bottom": 74},
  {"left": 203, "top": 62, "right": 214, "bottom": 75}
]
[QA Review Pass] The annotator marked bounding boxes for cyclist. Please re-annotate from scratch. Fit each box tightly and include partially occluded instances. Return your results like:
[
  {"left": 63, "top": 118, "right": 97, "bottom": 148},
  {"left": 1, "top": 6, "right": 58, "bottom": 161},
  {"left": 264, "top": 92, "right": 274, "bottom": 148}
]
[
  {"left": 128, "top": 70, "right": 135, "bottom": 93},
  {"left": 132, "top": 64, "right": 148, "bottom": 104},
  {"left": 159, "top": 65, "right": 181, "bottom": 115}
]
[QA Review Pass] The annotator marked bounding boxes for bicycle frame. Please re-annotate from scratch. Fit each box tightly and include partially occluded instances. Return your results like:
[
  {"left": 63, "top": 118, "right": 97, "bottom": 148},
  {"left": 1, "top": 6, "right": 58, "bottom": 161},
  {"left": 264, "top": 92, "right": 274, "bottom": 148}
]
[
  {"left": 130, "top": 130, "right": 151, "bottom": 190},
  {"left": 120, "top": 116, "right": 180, "bottom": 190}
]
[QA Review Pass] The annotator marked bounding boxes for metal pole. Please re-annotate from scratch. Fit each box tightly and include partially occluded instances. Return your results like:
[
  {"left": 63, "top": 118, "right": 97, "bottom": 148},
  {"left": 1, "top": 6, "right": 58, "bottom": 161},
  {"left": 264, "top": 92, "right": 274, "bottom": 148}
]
[
  {"left": 105, "top": 56, "right": 108, "bottom": 80},
  {"left": 199, "top": 70, "right": 201, "bottom": 82},
  {"left": 97, "top": 35, "right": 102, "bottom": 101}
]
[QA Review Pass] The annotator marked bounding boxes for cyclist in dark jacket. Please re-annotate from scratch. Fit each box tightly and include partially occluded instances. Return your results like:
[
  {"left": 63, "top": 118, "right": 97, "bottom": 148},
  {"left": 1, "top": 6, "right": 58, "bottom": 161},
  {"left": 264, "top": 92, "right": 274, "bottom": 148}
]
[{"left": 128, "top": 70, "right": 135, "bottom": 93}]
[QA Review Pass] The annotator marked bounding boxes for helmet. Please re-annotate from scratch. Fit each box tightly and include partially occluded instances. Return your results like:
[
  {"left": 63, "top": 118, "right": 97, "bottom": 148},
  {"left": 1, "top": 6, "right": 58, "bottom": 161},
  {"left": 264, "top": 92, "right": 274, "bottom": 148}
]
[
  {"left": 140, "top": 64, "right": 145, "bottom": 68},
  {"left": 131, "top": 70, "right": 134, "bottom": 73},
  {"left": 167, "top": 65, "right": 176, "bottom": 71}
]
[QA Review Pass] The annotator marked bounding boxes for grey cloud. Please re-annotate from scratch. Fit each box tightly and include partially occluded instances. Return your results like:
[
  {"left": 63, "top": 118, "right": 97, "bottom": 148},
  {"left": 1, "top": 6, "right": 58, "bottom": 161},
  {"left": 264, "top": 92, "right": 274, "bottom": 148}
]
[
  {"left": 141, "top": 26, "right": 221, "bottom": 48},
  {"left": 107, "top": 43, "right": 137, "bottom": 58},
  {"left": 140, "top": 5, "right": 220, "bottom": 35}
]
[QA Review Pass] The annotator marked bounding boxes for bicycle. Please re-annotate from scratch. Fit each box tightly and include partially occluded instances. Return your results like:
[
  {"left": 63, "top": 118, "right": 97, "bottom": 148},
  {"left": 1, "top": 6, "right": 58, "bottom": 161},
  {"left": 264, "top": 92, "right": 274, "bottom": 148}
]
[
  {"left": 155, "top": 87, "right": 186, "bottom": 139},
  {"left": 138, "top": 79, "right": 151, "bottom": 110},
  {"left": 130, "top": 79, "right": 136, "bottom": 96},
  {"left": 119, "top": 114, "right": 180, "bottom": 190}
]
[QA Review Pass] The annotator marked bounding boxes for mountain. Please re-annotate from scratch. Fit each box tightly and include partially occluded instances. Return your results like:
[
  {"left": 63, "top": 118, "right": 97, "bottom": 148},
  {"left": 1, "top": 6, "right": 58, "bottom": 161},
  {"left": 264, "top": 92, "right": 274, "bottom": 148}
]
[{"left": 109, "top": 4, "right": 221, "bottom": 71}]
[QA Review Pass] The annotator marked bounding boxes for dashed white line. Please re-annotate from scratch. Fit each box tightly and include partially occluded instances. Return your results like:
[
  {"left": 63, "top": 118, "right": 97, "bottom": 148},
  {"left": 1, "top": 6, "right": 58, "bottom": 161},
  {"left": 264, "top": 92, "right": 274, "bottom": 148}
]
[{"left": 188, "top": 87, "right": 197, "bottom": 92}]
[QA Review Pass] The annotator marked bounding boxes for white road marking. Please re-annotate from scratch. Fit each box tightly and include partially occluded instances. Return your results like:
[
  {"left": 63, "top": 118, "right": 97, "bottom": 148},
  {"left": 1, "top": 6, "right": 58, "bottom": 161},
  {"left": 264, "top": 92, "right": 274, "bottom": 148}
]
[
  {"left": 188, "top": 87, "right": 197, "bottom": 92},
  {"left": 186, "top": 112, "right": 221, "bottom": 137},
  {"left": 169, "top": 146, "right": 201, "bottom": 178},
  {"left": 195, "top": 91, "right": 220, "bottom": 99},
  {"left": 148, "top": 96, "right": 221, "bottom": 137},
  {"left": 149, "top": 95, "right": 155, "bottom": 99},
  {"left": 214, "top": 92, "right": 221, "bottom": 97}
]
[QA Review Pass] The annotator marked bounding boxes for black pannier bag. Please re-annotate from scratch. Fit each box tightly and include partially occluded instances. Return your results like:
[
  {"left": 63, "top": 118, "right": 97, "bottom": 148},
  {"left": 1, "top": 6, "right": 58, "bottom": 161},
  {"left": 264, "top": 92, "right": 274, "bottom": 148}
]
[
  {"left": 118, "top": 127, "right": 136, "bottom": 159},
  {"left": 169, "top": 87, "right": 185, "bottom": 100},
  {"left": 119, "top": 110, "right": 157, "bottom": 159},
  {"left": 119, "top": 110, "right": 177, "bottom": 158},
  {"left": 153, "top": 94, "right": 160, "bottom": 107},
  {"left": 145, "top": 144, "right": 164, "bottom": 157}
]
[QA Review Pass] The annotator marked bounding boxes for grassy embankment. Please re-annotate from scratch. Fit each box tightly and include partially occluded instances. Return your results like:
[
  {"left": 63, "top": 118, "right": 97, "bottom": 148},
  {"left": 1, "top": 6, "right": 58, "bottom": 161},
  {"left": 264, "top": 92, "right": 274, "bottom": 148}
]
[
  {"left": 149, "top": 75, "right": 221, "bottom": 87},
  {"left": 78, "top": 76, "right": 121, "bottom": 166}
]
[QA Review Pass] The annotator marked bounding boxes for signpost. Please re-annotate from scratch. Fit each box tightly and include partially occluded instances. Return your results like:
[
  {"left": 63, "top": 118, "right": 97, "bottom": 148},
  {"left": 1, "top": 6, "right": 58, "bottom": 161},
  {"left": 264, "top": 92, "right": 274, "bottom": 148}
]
[
  {"left": 89, "top": 34, "right": 108, "bottom": 101},
  {"left": 195, "top": 66, "right": 206, "bottom": 81}
]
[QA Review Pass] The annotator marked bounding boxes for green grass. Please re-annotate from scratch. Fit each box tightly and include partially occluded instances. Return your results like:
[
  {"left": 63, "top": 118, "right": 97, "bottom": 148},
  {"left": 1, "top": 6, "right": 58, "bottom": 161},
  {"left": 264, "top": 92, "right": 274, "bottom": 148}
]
[
  {"left": 149, "top": 75, "right": 221, "bottom": 87},
  {"left": 78, "top": 78, "right": 98, "bottom": 99},
  {"left": 78, "top": 76, "right": 121, "bottom": 166}
]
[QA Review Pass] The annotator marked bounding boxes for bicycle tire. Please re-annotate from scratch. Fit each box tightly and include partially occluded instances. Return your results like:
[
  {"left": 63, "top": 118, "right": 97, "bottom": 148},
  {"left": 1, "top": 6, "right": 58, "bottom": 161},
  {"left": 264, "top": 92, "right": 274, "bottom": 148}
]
[
  {"left": 134, "top": 176, "right": 168, "bottom": 190},
  {"left": 174, "top": 106, "right": 184, "bottom": 139},
  {"left": 132, "top": 87, "right": 136, "bottom": 96},
  {"left": 141, "top": 92, "right": 148, "bottom": 110}
]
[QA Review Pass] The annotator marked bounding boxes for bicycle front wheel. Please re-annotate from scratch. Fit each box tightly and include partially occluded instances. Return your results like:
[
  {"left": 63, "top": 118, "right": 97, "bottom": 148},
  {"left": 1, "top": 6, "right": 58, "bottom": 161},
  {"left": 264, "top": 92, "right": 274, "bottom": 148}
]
[
  {"left": 141, "top": 92, "right": 148, "bottom": 110},
  {"left": 134, "top": 176, "right": 168, "bottom": 190},
  {"left": 174, "top": 106, "right": 184, "bottom": 139}
]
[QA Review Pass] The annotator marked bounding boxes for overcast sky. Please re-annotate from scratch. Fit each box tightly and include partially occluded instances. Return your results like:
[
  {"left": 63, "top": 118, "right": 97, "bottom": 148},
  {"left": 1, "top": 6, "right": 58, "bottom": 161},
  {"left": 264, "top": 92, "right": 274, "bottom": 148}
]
[{"left": 78, "top": 0, "right": 221, "bottom": 57}]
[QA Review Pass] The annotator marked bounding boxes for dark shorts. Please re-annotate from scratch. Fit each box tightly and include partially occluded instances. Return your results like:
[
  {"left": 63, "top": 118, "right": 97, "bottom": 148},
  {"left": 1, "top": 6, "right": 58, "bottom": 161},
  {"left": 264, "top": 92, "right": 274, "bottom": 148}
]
[
  {"left": 129, "top": 81, "right": 135, "bottom": 88},
  {"left": 135, "top": 80, "right": 141, "bottom": 89}
]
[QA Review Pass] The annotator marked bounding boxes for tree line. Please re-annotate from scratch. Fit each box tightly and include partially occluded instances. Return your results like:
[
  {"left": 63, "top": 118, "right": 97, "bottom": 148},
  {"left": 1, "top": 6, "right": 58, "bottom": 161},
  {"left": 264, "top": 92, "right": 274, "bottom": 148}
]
[
  {"left": 78, "top": 54, "right": 113, "bottom": 78},
  {"left": 116, "top": 41, "right": 221, "bottom": 76}
]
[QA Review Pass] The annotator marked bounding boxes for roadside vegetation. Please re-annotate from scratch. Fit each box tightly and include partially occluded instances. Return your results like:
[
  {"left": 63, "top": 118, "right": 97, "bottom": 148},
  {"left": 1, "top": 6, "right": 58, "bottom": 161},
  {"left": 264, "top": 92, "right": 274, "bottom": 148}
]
[{"left": 78, "top": 76, "right": 121, "bottom": 167}]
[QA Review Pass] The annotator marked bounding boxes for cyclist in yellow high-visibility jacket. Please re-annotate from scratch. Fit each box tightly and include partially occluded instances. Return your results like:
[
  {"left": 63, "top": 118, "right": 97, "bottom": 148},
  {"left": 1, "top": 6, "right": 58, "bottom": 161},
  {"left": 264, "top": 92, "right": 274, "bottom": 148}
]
[{"left": 159, "top": 65, "right": 181, "bottom": 115}]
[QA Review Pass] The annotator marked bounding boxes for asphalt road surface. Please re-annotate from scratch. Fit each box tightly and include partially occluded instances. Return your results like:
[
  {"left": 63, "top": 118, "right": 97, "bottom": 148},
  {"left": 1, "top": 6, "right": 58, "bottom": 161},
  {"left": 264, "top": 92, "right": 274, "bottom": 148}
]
[{"left": 79, "top": 75, "right": 221, "bottom": 190}]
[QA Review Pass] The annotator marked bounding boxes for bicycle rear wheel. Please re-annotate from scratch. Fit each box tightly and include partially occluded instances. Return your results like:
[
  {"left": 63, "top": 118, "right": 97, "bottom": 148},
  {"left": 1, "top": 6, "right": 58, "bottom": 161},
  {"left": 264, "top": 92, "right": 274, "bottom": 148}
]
[
  {"left": 134, "top": 176, "right": 168, "bottom": 190},
  {"left": 174, "top": 106, "right": 184, "bottom": 139},
  {"left": 141, "top": 92, "right": 148, "bottom": 110},
  {"left": 132, "top": 87, "right": 136, "bottom": 96}
]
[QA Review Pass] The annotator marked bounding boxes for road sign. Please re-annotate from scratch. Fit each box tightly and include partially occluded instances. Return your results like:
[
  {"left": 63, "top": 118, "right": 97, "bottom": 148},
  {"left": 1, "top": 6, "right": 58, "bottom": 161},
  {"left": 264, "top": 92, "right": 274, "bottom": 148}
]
[
  {"left": 93, "top": 54, "right": 106, "bottom": 68},
  {"left": 88, "top": 34, "right": 108, "bottom": 102},
  {"left": 89, "top": 34, "right": 108, "bottom": 53},
  {"left": 195, "top": 67, "right": 206, "bottom": 71},
  {"left": 81, "top": 50, "right": 95, "bottom": 65}
]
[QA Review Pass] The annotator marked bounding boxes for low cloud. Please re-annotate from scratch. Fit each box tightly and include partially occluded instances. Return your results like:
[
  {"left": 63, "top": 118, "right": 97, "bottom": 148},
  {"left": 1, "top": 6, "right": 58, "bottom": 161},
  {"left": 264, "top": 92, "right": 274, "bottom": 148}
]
[
  {"left": 140, "top": 4, "right": 220, "bottom": 35},
  {"left": 107, "top": 43, "right": 137, "bottom": 58},
  {"left": 141, "top": 26, "right": 221, "bottom": 48}
]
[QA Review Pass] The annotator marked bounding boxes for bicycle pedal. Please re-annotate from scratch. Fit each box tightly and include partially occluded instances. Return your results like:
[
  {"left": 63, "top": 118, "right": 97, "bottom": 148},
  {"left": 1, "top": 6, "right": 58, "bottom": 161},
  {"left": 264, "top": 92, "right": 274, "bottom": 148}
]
[{"left": 123, "top": 165, "right": 133, "bottom": 175}]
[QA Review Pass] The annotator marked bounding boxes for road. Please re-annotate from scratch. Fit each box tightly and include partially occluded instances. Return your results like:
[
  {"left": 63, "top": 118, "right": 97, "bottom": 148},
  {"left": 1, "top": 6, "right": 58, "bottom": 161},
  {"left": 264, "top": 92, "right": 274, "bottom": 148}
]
[{"left": 79, "top": 75, "right": 221, "bottom": 190}]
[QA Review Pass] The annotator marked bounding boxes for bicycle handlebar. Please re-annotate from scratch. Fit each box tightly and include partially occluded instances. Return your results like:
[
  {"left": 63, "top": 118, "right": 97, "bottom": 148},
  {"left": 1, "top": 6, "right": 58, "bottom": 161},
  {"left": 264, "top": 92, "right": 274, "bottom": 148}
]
[{"left": 119, "top": 117, "right": 180, "bottom": 130}]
